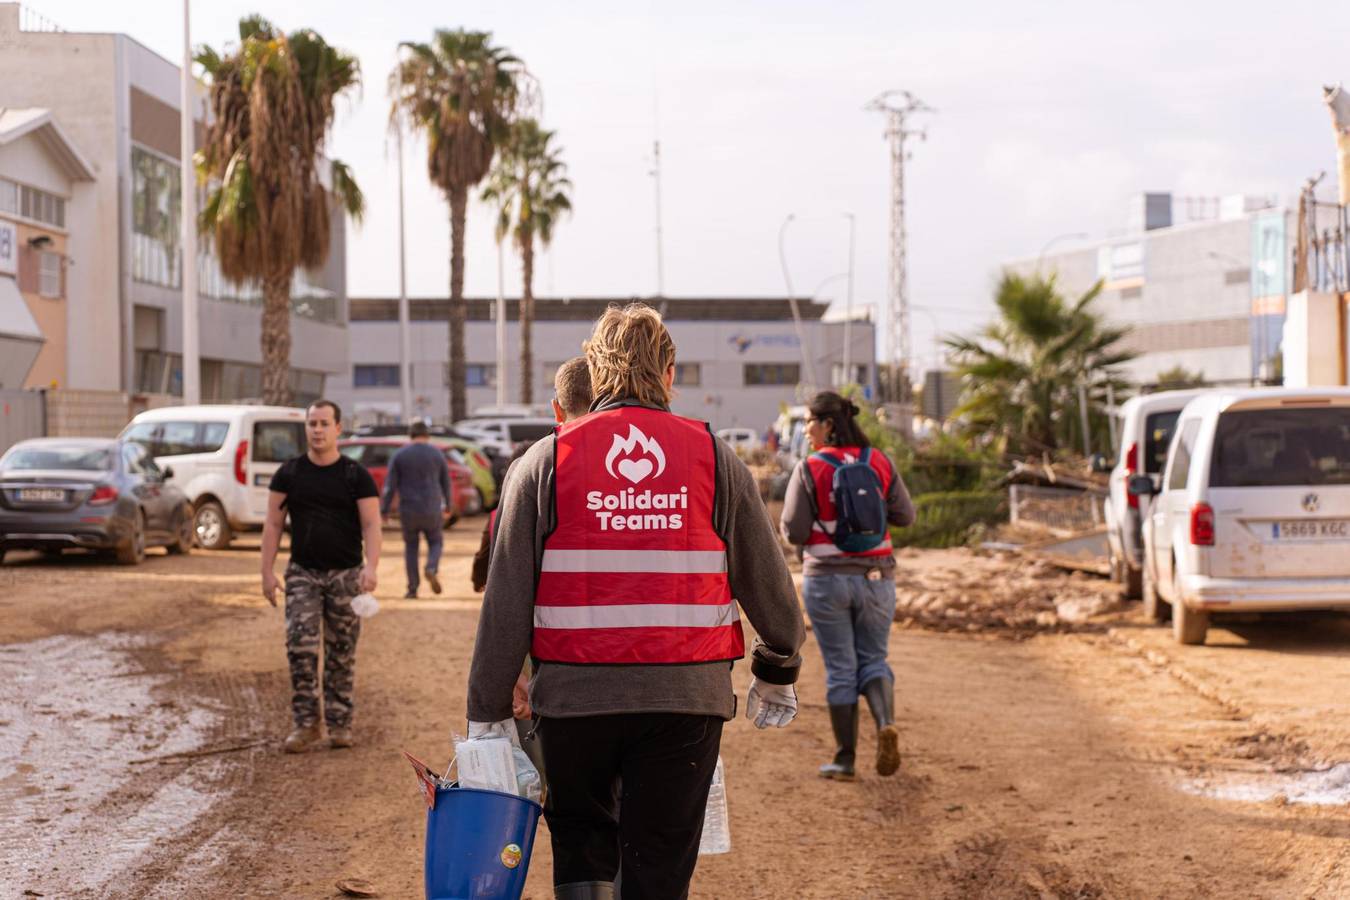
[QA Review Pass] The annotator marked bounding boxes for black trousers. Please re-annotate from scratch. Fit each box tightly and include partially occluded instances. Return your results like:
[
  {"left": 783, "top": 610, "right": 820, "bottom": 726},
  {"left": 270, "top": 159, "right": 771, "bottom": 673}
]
[{"left": 537, "top": 713, "right": 724, "bottom": 900}]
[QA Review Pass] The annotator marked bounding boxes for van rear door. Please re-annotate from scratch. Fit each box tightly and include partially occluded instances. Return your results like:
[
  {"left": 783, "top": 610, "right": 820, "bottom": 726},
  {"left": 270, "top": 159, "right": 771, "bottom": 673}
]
[
  {"left": 1206, "top": 402, "right": 1350, "bottom": 579},
  {"left": 247, "top": 418, "right": 307, "bottom": 518}
]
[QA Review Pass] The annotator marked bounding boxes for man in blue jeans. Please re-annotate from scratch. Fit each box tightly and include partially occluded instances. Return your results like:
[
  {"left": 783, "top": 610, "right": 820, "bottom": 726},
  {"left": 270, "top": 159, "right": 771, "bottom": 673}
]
[{"left": 381, "top": 421, "right": 452, "bottom": 599}]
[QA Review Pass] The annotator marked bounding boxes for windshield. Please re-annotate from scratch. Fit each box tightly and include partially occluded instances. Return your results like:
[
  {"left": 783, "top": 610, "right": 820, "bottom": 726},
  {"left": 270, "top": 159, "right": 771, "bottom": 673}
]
[
  {"left": 1210, "top": 407, "right": 1350, "bottom": 487},
  {"left": 3, "top": 445, "right": 113, "bottom": 471},
  {"left": 1143, "top": 411, "right": 1181, "bottom": 474},
  {"left": 508, "top": 423, "right": 556, "bottom": 442}
]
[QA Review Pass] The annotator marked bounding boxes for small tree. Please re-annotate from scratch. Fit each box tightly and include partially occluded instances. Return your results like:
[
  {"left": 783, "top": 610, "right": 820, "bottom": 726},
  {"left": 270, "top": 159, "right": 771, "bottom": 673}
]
[
  {"left": 481, "top": 119, "right": 572, "bottom": 404},
  {"left": 945, "top": 272, "right": 1135, "bottom": 456},
  {"left": 1154, "top": 365, "right": 1208, "bottom": 391},
  {"left": 196, "top": 16, "right": 364, "bottom": 406}
]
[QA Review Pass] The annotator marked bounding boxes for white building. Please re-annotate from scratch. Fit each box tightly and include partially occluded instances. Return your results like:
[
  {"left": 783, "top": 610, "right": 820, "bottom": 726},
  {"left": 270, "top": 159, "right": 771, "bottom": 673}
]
[
  {"left": 330, "top": 296, "right": 876, "bottom": 432},
  {"left": 1006, "top": 192, "right": 1295, "bottom": 387},
  {"left": 0, "top": 3, "right": 347, "bottom": 403}
]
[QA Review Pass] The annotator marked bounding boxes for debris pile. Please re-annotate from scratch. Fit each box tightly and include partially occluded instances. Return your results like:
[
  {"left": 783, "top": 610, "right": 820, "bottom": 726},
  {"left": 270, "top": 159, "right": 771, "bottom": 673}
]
[{"left": 892, "top": 548, "right": 1120, "bottom": 637}]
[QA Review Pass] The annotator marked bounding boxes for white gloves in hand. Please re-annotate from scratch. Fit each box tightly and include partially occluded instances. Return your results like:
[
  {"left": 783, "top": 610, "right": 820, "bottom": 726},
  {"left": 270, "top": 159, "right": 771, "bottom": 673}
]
[
  {"left": 745, "top": 678, "right": 798, "bottom": 729},
  {"left": 467, "top": 719, "right": 521, "bottom": 747}
]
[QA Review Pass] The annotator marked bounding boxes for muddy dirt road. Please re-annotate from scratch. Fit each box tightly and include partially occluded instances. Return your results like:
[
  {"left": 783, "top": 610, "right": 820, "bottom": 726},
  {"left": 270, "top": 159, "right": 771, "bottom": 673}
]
[{"left": 4, "top": 531, "right": 1350, "bottom": 898}]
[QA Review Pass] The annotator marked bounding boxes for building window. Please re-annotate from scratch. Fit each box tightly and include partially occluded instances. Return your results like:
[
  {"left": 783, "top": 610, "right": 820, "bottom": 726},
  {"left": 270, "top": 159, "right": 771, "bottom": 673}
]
[
  {"left": 831, "top": 363, "right": 867, "bottom": 387},
  {"left": 743, "top": 363, "right": 800, "bottom": 386},
  {"left": 354, "top": 365, "right": 400, "bottom": 388},
  {"left": 0, "top": 179, "right": 16, "bottom": 215},
  {"left": 467, "top": 364, "right": 497, "bottom": 387},
  {"left": 38, "top": 251, "right": 61, "bottom": 298},
  {"left": 674, "top": 363, "right": 701, "bottom": 386},
  {"left": 16, "top": 183, "right": 65, "bottom": 228}
]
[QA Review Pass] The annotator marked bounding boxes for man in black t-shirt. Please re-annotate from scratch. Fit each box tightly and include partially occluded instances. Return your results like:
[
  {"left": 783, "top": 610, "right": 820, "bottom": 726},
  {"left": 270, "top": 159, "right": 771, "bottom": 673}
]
[{"left": 262, "top": 400, "right": 382, "bottom": 753}]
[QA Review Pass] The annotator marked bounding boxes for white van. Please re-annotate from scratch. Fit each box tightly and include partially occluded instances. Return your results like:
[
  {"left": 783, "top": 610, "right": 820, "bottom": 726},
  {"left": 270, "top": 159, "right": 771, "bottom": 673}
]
[
  {"left": 1134, "top": 387, "right": 1350, "bottom": 644},
  {"left": 1104, "top": 389, "right": 1208, "bottom": 597},
  {"left": 121, "top": 405, "right": 307, "bottom": 549}
]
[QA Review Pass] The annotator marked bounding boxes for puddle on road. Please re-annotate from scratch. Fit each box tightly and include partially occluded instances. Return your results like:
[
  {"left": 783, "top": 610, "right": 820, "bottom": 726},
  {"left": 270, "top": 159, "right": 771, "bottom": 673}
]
[
  {"left": 0, "top": 632, "right": 221, "bottom": 894},
  {"left": 1180, "top": 763, "right": 1350, "bottom": 806}
]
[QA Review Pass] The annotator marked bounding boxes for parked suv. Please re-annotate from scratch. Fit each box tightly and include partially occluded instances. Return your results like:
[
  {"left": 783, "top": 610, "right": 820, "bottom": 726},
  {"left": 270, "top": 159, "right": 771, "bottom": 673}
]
[
  {"left": 121, "top": 405, "right": 307, "bottom": 549},
  {"left": 1104, "top": 389, "right": 1208, "bottom": 597},
  {"left": 1134, "top": 387, "right": 1350, "bottom": 645}
]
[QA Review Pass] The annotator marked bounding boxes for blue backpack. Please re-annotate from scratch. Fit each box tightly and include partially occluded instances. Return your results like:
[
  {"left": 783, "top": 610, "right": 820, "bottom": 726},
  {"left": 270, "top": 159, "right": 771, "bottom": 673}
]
[{"left": 805, "top": 448, "right": 888, "bottom": 553}]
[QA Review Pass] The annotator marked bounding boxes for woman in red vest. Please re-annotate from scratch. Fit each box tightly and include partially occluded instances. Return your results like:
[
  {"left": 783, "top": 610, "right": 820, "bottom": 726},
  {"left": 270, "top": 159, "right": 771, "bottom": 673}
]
[
  {"left": 781, "top": 392, "right": 915, "bottom": 781},
  {"left": 466, "top": 303, "right": 806, "bottom": 900}
]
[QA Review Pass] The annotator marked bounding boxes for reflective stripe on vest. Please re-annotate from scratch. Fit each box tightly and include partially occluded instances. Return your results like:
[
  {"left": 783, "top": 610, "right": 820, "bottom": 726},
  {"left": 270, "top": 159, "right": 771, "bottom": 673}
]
[
  {"left": 805, "top": 447, "right": 894, "bottom": 559},
  {"left": 533, "top": 406, "right": 746, "bottom": 665}
]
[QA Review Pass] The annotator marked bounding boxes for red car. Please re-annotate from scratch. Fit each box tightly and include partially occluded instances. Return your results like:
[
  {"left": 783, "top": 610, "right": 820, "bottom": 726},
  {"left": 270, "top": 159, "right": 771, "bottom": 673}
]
[{"left": 337, "top": 438, "right": 477, "bottom": 526}]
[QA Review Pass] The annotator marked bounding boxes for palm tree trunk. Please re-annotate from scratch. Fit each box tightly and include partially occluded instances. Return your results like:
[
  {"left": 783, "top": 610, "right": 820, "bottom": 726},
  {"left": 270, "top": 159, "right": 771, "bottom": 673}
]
[
  {"left": 448, "top": 186, "right": 468, "bottom": 422},
  {"left": 519, "top": 231, "right": 534, "bottom": 405},
  {"left": 261, "top": 270, "right": 293, "bottom": 406}
]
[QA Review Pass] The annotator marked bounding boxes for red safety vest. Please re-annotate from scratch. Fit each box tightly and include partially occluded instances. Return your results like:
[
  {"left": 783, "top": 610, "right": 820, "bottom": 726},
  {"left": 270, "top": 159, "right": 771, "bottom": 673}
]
[
  {"left": 804, "top": 446, "right": 895, "bottom": 559},
  {"left": 533, "top": 406, "right": 745, "bottom": 665}
]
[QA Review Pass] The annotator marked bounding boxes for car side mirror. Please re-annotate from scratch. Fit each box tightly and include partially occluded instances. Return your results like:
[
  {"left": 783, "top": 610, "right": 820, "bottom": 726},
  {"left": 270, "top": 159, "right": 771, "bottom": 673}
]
[
  {"left": 1127, "top": 474, "right": 1156, "bottom": 497},
  {"left": 162, "top": 466, "right": 175, "bottom": 480}
]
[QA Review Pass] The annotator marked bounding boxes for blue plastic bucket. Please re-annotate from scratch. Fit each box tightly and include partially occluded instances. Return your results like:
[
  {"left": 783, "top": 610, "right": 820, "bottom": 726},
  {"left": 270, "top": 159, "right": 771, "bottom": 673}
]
[{"left": 425, "top": 784, "right": 543, "bottom": 900}]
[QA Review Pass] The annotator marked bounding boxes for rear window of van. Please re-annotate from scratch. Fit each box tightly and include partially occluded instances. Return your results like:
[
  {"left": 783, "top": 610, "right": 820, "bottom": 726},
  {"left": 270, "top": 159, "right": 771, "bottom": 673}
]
[
  {"left": 1210, "top": 408, "right": 1350, "bottom": 487},
  {"left": 253, "top": 422, "right": 306, "bottom": 463}
]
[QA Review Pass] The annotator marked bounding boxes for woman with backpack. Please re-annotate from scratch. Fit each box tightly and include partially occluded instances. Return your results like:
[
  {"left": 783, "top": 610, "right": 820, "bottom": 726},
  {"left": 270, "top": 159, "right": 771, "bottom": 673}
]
[{"left": 781, "top": 391, "right": 915, "bottom": 781}]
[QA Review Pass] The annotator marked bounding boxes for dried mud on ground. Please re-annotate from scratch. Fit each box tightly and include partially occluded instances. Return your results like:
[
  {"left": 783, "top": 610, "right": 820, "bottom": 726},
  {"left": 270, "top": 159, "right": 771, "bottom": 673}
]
[{"left": 4, "top": 534, "right": 1350, "bottom": 898}]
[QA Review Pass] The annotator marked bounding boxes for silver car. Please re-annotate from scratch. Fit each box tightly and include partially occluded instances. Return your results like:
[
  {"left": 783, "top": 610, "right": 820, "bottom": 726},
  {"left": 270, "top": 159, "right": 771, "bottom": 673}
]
[{"left": 0, "top": 438, "right": 195, "bottom": 565}]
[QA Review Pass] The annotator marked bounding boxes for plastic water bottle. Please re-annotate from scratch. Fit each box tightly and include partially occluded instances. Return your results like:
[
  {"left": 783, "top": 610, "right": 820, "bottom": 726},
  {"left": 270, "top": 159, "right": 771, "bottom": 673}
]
[{"left": 698, "top": 756, "right": 731, "bottom": 855}]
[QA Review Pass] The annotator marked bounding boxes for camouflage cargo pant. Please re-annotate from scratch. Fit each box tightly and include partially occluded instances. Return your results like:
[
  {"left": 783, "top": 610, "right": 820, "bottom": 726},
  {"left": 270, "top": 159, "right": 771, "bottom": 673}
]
[{"left": 284, "top": 561, "right": 363, "bottom": 729}]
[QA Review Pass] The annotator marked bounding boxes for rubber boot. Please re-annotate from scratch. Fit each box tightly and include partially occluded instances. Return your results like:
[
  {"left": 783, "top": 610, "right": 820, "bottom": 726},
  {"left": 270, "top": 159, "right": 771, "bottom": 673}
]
[
  {"left": 862, "top": 677, "right": 900, "bottom": 776},
  {"left": 554, "top": 881, "right": 615, "bottom": 900},
  {"left": 818, "top": 704, "right": 858, "bottom": 781}
]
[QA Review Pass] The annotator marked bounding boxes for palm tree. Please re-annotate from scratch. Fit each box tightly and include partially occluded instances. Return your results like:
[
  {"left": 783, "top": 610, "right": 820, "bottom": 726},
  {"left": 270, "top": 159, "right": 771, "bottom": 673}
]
[
  {"left": 481, "top": 119, "right": 572, "bottom": 404},
  {"left": 390, "top": 31, "right": 523, "bottom": 421},
  {"left": 195, "top": 16, "right": 364, "bottom": 406},
  {"left": 945, "top": 272, "right": 1135, "bottom": 455}
]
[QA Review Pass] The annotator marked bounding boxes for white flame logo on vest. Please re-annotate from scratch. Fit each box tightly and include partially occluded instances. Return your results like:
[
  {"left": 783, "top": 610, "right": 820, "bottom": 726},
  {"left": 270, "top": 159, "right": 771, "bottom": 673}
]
[{"left": 589, "top": 424, "right": 686, "bottom": 532}]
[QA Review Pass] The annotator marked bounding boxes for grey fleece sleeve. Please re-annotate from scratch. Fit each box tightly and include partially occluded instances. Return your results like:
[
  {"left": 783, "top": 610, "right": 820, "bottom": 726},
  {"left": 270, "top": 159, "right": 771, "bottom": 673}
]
[
  {"left": 465, "top": 440, "right": 548, "bottom": 723},
  {"left": 715, "top": 442, "right": 805, "bottom": 679},
  {"left": 887, "top": 460, "right": 917, "bottom": 527},
  {"left": 780, "top": 460, "right": 815, "bottom": 546}
]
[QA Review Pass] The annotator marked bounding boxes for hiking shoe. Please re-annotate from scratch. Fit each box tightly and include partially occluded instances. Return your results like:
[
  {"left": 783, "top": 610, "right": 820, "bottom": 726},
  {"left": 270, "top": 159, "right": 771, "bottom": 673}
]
[
  {"left": 876, "top": 724, "right": 901, "bottom": 776},
  {"left": 283, "top": 722, "right": 322, "bottom": 754},
  {"left": 404, "top": 589, "right": 417, "bottom": 599},
  {"left": 329, "top": 727, "right": 354, "bottom": 750},
  {"left": 819, "top": 760, "right": 856, "bottom": 781},
  {"left": 425, "top": 569, "right": 442, "bottom": 595}
]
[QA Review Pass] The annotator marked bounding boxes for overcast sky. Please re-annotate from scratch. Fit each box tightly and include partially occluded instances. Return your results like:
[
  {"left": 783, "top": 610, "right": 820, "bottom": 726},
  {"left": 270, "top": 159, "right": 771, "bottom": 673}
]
[{"left": 32, "top": 0, "right": 1350, "bottom": 371}]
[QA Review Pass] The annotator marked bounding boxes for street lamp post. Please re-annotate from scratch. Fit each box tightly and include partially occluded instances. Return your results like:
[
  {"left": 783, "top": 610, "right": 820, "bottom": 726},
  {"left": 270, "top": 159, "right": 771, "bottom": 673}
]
[
  {"left": 777, "top": 214, "right": 819, "bottom": 389},
  {"left": 180, "top": 0, "right": 199, "bottom": 405},
  {"left": 844, "top": 212, "right": 856, "bottom": 388},
  {"left": 395, "top": 110, "right": 412, "bottom": 422}
]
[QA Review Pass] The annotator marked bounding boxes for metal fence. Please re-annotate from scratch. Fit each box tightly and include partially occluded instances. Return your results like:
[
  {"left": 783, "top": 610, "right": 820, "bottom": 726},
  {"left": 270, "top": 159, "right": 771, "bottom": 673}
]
[
  {"left": 0, "top": 389, "right": 45, "bottom": 454},
  {"left": 1008, "top": 484, "right": 1106, "bottom": 535}
]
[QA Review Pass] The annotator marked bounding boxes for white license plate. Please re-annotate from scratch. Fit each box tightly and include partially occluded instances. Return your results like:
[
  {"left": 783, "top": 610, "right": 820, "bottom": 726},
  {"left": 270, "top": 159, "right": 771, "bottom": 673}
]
[
  {"left": 18, "top": 488, "right": 66, "bottom": 502},
  {"left": 1272, "top": 519, "right": 1350, "bottom": 540}
]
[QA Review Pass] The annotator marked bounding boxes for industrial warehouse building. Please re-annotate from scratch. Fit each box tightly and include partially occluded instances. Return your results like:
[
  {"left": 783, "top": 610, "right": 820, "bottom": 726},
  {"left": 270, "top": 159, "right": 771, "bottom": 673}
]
[
  {"left": 329, "top": 296, "right": 875, "bottom": 432},
  {"left": 1006, "top": 191, "right": 1300, "bottom": 387}
]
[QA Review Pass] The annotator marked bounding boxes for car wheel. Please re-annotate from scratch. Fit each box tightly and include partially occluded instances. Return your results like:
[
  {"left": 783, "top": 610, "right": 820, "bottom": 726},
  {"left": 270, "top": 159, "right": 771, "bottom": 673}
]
[
  {"left": 1142, "top": 562, "right": 1170, "bottom": 623},
  {"left": 194, "top": 500, "right": 232, "bottom": 551},
  {"left": 167, "top": 507, "right": 194, "bottom": 555},
  {"left": 1173, "top": 599, "right": 1209, "bottom": 645},
  {"left": 116, "top": 511, "right": 146, "bottom": 566}
]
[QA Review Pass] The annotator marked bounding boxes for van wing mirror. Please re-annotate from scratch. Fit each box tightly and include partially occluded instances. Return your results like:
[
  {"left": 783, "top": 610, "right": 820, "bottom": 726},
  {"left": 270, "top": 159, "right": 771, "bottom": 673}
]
[
  {"left": 162, "top": 465, "right": 175, "bottom": 480},
  {"left": 1127, "top": 474, "right": 1156, "bottom": 497}
]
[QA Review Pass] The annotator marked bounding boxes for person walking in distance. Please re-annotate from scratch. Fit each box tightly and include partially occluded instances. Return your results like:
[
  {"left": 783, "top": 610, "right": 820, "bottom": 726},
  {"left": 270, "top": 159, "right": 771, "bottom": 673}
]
[
  {"left": 467, "top": 305, "right": 805, "bottom": 900},
  {"left": 781, "top": 392, "right": 915, "bottom": 780},
  {"left": 382, "top": 420, "right": 452, "bottom": 599},
  {"left": 261, "top": 400, "right": 382, "bottom": 753}
]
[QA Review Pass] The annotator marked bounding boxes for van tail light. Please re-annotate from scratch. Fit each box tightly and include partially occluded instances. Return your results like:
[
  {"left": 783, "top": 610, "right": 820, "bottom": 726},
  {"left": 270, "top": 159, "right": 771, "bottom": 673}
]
[
  {"left": 234, "top": 440, "right": 249, "bottom": 485},
  {"left": 1124, "top": 442, "right": 1140, "bottom": 509},
  {"left": 88, "top": 485, "right": 119, "bottom": 506},
  {"left": 1190, "top": 502, "right": 1215, "bottom": 546}
]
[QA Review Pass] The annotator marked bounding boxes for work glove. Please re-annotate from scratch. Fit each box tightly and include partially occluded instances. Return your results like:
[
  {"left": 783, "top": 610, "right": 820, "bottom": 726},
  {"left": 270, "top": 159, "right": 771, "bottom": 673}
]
[
  {"left": 745, "top": 678, "right": 798, "bottom": 729},
  {"left": 467, "top": 719, "right": 521, "bottom": 748}
]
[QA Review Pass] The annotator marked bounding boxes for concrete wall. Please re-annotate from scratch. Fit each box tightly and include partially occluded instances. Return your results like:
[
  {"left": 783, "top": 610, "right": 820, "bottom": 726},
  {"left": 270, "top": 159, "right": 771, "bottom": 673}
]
[
  {"left": 333, "top": 316, "right": 875, "bottom": 431},
  {"left": 45, "top": 388, "right": 131, "bottom": 438},
  {"left": 1284, "top": 291, "right": 1346, "bottom": 386},
  {"left": 15, "top": 220, "right": 68, "bottom": 388}
]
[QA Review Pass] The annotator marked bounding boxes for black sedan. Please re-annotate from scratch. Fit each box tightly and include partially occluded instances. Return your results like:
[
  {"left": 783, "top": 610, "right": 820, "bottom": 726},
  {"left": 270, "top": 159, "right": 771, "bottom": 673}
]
[{"left": 0, "top": 438, "right": 195, "bottom": 565}]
